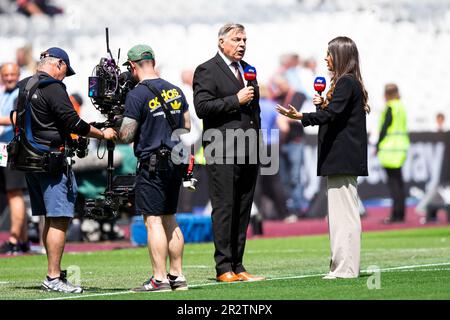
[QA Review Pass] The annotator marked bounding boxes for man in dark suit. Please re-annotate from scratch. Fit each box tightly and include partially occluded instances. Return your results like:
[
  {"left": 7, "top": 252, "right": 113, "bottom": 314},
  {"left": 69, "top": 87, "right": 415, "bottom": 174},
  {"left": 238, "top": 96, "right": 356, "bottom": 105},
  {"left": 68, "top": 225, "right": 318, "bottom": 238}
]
[{"left": 193, "top": 23, "right": 265, "bottom": 282}]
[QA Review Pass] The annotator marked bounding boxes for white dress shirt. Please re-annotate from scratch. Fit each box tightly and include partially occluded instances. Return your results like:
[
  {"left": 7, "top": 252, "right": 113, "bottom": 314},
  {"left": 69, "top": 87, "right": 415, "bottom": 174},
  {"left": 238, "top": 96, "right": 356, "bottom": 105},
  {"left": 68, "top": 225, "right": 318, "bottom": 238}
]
[{"left": 218, "top": 51, "right": 244, "bottom": 79}]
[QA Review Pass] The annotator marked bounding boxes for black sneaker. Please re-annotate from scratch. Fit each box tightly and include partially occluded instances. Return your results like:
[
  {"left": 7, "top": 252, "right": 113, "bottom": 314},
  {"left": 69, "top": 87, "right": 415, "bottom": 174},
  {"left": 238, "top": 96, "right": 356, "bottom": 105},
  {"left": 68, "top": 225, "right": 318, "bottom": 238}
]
[
  {"left": 132, "top": 276, "right": 172, "bottom": 292},
  {"left": 19, "top": 242, "right": 30, "bottom": 253},
  {"left": 168, "top": 274, "right": 188, "bottom": 291},
  {"left": 383, "top": 217, "right": 404, "bottom": 224},
  {"left": 0, "top": 241, "right": 21, "bottom": 255}
]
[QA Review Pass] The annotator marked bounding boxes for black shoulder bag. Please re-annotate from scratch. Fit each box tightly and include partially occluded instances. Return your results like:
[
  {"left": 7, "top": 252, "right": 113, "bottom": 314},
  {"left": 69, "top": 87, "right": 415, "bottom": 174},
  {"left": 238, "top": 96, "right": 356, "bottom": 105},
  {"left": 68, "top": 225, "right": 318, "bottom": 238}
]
[{"left": 140, "top": 82, "right": 197, "bottom": 190}]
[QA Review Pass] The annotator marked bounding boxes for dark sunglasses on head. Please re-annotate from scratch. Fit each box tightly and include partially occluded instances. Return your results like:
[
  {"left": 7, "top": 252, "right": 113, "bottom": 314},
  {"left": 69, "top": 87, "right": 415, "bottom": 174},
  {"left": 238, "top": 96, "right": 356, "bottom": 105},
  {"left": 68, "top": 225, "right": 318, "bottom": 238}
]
[{"left": 40, "top": 52, "right": 66, "bottom": 65}]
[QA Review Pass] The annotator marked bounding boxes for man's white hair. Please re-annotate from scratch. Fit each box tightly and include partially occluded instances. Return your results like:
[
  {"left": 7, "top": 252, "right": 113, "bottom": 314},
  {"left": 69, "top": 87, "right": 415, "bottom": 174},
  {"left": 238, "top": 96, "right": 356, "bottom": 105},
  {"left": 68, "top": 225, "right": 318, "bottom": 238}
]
[
  {"left": 37, "top": 56, "right": 60, "bottom": 69},
  {"left": 217, "top": 23, "right": 245, "bottom": 49}
]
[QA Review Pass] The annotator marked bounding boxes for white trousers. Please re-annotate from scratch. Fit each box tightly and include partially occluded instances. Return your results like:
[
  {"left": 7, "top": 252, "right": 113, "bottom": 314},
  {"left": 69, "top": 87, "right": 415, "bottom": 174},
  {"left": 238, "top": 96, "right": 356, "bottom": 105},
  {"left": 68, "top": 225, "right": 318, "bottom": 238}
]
[{"left": 326, "top": 175, "right": 361, "bottom": 278}]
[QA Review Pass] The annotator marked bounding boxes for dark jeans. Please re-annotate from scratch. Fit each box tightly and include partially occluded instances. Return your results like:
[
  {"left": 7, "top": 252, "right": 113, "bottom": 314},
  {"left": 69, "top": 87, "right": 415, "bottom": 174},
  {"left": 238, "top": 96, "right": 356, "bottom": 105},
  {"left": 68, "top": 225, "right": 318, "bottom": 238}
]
[
  {"left": 385, "top": 167, "right": 406, "bottom": 221},
  {"left": 254, "top": 167, "right": 289, "bottom": 220},
  {"left": 280, "top": 142, "right": 305, "bottom": 212}
]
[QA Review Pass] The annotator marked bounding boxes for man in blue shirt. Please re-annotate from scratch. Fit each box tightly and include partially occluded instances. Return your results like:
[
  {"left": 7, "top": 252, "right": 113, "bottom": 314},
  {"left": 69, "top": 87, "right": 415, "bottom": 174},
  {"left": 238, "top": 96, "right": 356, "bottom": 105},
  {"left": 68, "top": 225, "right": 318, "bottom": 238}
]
[
  {"left": 119, "top": 44, "right": 191, "bottom": 292},
  {"left": 0, "top": 62, "right": 29, "bottom": 255},
  {"left": 254, "top": 87, "right": 290, "bottom": 221}
]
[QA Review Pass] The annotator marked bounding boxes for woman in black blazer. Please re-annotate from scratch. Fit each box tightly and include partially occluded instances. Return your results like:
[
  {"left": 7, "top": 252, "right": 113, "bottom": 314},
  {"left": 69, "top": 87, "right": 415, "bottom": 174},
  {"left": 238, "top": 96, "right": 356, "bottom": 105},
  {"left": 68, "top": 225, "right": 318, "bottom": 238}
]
[{"left": 276, "top": 36, "right": 369, "bottom": 279}]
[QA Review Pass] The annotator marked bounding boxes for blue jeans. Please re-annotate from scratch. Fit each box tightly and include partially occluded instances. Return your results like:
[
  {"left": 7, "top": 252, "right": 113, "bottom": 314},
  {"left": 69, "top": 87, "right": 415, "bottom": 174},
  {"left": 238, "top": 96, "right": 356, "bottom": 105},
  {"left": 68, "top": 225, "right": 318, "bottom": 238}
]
[
  {"left": 280, "top": 142, "right": 305, "bottom": 211},
  {"left": 25, "top": 171, "right": 77, "bottom": 218}
]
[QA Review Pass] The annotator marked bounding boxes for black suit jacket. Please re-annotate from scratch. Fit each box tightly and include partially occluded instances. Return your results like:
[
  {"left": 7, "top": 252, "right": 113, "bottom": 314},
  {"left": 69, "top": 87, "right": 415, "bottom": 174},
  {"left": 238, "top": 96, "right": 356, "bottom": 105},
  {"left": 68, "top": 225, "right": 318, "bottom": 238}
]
[
  {"left": 301, "top": 75, "right": 368, "bottom": 177},
  {"left": 193, "top": 53, "right": 261, "bottom": 132},
  {"left": 193, "top": 53, "right": 261, "bottom": 160}
]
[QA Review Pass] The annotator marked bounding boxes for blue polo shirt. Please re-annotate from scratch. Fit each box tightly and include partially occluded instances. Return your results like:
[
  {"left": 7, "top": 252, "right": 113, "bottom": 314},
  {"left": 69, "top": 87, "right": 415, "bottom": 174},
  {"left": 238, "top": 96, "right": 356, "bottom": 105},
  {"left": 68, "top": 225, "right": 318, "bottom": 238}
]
[
  {"left": 0, "top": 87, "right": 19, "bottom": 143},
  {"left": 123, "top": 78, "right": 189, "bottom": 160}
]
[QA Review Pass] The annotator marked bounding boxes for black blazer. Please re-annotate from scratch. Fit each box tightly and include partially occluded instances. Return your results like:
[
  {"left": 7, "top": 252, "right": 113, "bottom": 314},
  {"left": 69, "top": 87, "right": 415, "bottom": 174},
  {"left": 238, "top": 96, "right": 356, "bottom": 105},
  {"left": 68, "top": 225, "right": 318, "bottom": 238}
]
[
  {"left": 193, "top": 53, "right": 261, "bottom": 132},
  {"left": 302, "top": 75, "right": 368, "bottom": 177}
]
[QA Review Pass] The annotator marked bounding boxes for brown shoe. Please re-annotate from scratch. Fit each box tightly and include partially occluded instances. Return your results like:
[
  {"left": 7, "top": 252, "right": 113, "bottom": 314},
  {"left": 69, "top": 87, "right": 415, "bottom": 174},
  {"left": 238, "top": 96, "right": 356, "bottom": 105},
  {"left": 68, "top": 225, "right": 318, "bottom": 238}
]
[
  {"left": 216, "top": 271, "right": 240, "bottom": 282},
  {"left": 236, "top": 272, "right": 266, "bottom": 282}
]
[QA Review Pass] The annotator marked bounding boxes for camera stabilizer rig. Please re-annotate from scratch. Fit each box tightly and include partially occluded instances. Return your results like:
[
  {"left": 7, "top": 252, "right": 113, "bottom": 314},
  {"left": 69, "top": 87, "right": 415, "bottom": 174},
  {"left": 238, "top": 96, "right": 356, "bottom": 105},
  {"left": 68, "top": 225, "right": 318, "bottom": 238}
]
[
  {"left": 84, "top": 28, "right": 199, "bottom": 220},
  {"left": 84, "top": 28, "right": 136, "bottom": 221}
]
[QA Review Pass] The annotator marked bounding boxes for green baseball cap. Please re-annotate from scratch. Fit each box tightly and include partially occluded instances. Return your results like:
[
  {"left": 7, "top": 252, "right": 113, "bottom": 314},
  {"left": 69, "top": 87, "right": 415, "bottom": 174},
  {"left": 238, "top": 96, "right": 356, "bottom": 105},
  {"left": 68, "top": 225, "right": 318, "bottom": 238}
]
[{"left": 122, "top": 44, "right": 155, "bottom": 66}]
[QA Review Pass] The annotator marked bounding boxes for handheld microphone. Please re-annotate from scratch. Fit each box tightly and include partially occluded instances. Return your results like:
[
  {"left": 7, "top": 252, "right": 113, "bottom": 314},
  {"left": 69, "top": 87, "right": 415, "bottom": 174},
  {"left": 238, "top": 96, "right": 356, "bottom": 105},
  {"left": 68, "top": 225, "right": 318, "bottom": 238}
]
[
  {"left": 313, "top": 76, "right": 326, "bottom": 109},
  {"left": 314, "top": 76, "right": 326, "bottom": 96},
  {"left": 244, "top": 65, "right": 257, "bottom": 86}
]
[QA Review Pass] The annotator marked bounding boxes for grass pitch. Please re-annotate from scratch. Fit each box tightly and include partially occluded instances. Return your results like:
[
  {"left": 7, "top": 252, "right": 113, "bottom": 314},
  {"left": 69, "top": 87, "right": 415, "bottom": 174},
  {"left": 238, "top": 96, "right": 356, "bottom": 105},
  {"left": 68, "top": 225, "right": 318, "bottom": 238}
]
[{"left": 0, "top": 227, "right": 449, "bottom": 300}]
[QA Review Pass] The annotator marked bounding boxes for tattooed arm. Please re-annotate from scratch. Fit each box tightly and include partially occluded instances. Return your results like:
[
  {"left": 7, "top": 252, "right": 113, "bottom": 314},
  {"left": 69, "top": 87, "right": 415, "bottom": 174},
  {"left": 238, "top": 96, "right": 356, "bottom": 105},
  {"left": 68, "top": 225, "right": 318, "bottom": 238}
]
[{"left": 119, "top": 117, "right": 139, "bottom": 144}]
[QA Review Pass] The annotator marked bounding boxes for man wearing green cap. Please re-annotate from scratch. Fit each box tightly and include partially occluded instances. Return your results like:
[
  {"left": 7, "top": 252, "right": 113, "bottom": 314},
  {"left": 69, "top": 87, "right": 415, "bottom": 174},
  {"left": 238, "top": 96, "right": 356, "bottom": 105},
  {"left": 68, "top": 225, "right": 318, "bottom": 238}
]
[
  {"left": 122, "top": 44, "right": 155, "bottom": 67},
  {"left": 119, "top": 44, "right": 191, "bottom": 292}
]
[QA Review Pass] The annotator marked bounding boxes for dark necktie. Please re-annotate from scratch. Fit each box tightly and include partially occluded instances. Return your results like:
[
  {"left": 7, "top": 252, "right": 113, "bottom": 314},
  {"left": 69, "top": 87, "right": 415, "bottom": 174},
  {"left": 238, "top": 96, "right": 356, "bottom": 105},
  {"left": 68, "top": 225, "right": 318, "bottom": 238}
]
[{"left": 231, "top": 62, "right": 245, "bottom": 88}]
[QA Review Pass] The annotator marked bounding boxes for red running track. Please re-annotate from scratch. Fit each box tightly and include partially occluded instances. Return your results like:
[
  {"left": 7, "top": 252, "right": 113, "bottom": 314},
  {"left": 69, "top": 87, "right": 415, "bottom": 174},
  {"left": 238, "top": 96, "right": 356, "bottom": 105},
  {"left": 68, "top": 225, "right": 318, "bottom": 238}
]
[
  {"left": 248, "top": 206, "right": 449, "bottom": 239},
  {"left": 0, "top": 206, "right": 448, "bottom": 258}
]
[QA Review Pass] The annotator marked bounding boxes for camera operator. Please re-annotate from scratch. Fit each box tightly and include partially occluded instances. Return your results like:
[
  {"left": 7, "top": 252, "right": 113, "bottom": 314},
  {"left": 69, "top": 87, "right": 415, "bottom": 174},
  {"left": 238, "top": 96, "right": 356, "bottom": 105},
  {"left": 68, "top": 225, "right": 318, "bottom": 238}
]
[
  {"left": 118, "top": 44, "right": 191, "bottom": 292},
  {"left": 16, "top": 47, "right": 117, "bottom": 294}
]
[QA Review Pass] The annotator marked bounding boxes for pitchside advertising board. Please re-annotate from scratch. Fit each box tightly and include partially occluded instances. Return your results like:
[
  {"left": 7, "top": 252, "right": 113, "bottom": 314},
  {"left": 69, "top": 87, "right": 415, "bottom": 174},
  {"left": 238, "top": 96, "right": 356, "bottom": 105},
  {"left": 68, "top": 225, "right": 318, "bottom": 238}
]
[{"left": 301, "top": 132, "right": 450, "bottom": 200}]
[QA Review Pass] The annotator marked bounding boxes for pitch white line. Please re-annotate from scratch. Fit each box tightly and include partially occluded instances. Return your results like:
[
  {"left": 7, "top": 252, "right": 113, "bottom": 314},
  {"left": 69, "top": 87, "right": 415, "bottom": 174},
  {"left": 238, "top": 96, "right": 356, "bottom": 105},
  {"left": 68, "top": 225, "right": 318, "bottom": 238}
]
[
  {"left": 39, "top": 273, "right": 329, "bottom": 300},
  {"left": 183, "top": 265, "right": 210, "bottom": 269},
  {"left": 365, "top": 262, "right": 450, "bottom": 272},
  {"left": 40, "top": 261, "right": 450, "bottom": 300}
]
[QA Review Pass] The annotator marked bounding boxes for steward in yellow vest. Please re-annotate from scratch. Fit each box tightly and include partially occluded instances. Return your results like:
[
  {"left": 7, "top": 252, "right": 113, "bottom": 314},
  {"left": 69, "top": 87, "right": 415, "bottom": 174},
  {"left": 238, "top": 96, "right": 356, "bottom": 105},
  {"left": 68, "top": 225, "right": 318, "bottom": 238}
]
[
  {"left": 377, "top": 83, "right": 409, "bottom": 223},
  {"left": 377, "top": 98, "right": 409, "bottom": 168}
]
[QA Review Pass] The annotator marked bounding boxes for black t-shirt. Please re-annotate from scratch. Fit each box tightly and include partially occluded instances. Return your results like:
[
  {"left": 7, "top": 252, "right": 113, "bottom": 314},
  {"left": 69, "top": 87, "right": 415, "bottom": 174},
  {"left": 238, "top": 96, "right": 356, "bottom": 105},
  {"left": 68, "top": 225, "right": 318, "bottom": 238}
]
[
  {"left": 17, "top": 72, "right": 90, "bottom": 148},
  {"left": 123, "top": 78, "right": 189, "bottom": 160}
]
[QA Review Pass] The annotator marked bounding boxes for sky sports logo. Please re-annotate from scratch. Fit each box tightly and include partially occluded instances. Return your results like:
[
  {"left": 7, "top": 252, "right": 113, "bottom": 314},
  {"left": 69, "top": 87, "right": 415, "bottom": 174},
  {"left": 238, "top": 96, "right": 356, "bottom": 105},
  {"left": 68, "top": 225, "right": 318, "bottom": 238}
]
[{"left": 314, "top": 76, "right": 326, "bottom": 92}]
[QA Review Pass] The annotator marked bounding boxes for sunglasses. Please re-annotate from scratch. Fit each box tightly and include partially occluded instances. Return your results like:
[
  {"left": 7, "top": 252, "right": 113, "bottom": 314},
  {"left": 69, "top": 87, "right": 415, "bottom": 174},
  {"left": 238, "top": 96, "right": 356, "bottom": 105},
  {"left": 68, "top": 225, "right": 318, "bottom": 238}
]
[{"left": 40, "top": 52, "right": 66, "bottom": 66}]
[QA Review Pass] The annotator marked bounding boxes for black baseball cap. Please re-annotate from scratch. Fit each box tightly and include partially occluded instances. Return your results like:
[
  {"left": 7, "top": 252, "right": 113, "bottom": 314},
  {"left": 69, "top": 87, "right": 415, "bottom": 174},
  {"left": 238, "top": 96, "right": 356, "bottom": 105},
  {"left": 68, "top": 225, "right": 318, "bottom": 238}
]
[{"left": 40, "top": 47, "right": 76, "bottom": 77}]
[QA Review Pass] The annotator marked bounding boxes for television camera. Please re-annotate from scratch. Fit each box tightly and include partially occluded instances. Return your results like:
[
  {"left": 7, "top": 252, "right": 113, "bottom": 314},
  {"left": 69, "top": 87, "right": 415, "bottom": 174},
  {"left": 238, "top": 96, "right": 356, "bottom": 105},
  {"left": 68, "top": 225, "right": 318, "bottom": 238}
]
[
  {"left": 83, "top": 28, "right": 198, "bottom": 221},
  {"left": 84, "top": 28, "right": 137, "bottom": 221}
]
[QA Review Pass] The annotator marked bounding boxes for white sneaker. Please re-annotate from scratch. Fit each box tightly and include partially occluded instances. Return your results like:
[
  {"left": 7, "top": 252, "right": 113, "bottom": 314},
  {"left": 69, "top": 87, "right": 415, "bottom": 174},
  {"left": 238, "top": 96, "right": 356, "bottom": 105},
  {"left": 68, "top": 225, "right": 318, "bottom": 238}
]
[
  {"left": 283, "top": 214, "right": 298, "bottom": 223},
  {"left": 42, "top": 271, "right": 83, "bottom": 294},
  {"left": 322, "top": 274, "right": 337, "bottom": 280}
]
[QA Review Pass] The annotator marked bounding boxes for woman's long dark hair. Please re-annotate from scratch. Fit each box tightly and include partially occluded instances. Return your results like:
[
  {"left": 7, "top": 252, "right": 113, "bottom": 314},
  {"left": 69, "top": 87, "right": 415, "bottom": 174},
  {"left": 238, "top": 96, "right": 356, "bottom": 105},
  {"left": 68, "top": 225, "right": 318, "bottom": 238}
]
[{"left": 324, "top": 36, "right": 370, "bottom": 113}]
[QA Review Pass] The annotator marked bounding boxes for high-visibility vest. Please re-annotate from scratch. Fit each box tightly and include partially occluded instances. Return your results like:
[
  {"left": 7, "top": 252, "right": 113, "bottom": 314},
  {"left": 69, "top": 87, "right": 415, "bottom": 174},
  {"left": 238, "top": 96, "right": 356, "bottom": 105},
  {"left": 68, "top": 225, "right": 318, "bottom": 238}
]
[
  {"left": 378, "top": 99, "right": 410, "bottom": 168},
  {"left": 195, "top": 146, "right": 206, "bottom": 165}
]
